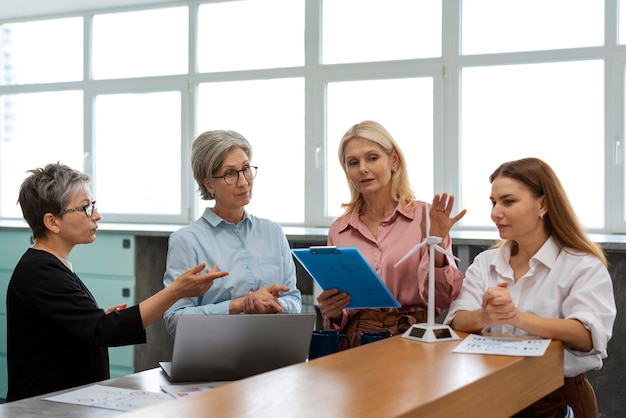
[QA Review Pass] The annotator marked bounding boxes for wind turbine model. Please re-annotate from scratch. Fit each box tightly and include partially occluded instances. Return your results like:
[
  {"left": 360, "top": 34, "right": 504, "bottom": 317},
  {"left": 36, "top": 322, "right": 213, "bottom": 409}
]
[{"left": 394, "top": 203, "right": 461, "bottom": 343}]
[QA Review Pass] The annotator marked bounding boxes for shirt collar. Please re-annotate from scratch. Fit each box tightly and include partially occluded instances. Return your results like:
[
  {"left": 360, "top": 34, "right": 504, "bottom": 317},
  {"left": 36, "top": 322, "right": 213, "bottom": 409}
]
[
  {"left": 201, "top": 207, "right": 252, "bottom": 227},
  {"left": 333, "top": 201, "right": 414, "bottom": 233},
  {"left": 531, "top": 235, "right": 560, "bottom": 268},
  {"left": 492, "top": 236, "right": 560, "bottom": 270}
]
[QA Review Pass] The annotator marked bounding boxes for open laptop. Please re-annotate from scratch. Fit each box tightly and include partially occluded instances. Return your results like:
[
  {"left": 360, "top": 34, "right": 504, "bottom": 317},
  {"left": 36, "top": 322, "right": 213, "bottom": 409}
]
[{"left": 159, "top": 313, "right": 316, "bottom": 382}]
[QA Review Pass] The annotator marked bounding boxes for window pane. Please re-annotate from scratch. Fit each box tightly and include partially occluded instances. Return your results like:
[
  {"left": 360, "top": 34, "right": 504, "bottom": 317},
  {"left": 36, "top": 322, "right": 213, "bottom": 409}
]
[
  {"left": 93, "top": 8, "right": 188, "bottom": 79},
  {"left": 461, "top": 61, "right": 604, "bottom": 229},
  {"left": 198, "top": 78, "right": 304, "bottom": 223},
  {"left": 198, "top": 0, "right": 304, "bottom": 72},
  {"left": 617, "top": 0, "right": 626, "bottom": 45},
  {"left": 623, "top": 66, "right": 626, "bottom": 222},
  {"left": 327, "top": 78, "right": 434, "bottom": 218},
  {"left": 462, "top": 0, "right": 603, "bottom": 54},
  {"left": 0, "top": 91, "right": 83, "bottom": 218},
  {"left": 323, "top": 0, "right": 441, "bottom": 64},
  {"left": 94, "top": 92, "right": 181, "bottom": 215},
  {"left": 1, "top": 18, "right": 83, "bottom": 84}
]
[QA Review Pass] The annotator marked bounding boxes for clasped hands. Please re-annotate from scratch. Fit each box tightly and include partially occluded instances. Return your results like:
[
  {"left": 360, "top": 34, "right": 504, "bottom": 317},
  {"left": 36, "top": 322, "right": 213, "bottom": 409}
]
[
  {"left": 480, "top": 282, "right": 518, "bottom": 327},
  {"left": 238, "top": 284, "right": 289, "bottom": 314}
]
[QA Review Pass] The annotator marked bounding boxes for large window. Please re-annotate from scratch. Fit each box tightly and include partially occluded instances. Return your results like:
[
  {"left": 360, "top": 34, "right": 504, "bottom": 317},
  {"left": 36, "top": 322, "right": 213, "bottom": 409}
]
[
  {"left": 321, "top": 0, "right": 441, "bottom": 64},
  {"left": 460, "top": 61, "right": 604, "bottom": 229},
  {"left": 461, "top": 0, "right": 603, "bottom": 54},
  {"left": 326, "top": 78, "right": 435, "bottom": 217},
  {"left": 0, "top": 91, "right": 84, "bottom": 219},
  {"left": 197, "top": 78, "right": 305, "bottom": 223},
  {"left": 92, "top": 7, "right": 189, "bottom": 79},
  {"left": 94, "top": 91, "right": 183, "bottom": 217},
  {"left": 0, "top": 0, "right": 625, "bottom": 234},
  {"left": 1, "top": 18, "right": 83, "bottom": 84},
  {"left": 197, "top": 0, "right": 304, "bottom": 72}
]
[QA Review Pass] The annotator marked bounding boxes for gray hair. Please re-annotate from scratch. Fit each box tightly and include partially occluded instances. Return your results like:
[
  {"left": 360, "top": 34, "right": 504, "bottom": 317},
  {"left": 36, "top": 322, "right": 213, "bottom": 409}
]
[
  {"left": 18, "top": 162, "right": 91, "bottom": 239},
  {"left": 191, "top": 130, "right": 253, "bottom": 200}
]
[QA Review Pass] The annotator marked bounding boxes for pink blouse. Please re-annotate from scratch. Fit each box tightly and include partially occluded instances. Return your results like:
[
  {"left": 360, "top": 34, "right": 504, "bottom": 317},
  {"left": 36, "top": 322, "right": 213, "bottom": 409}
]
[{"left": 324, "top": 201, "right": 464, "bottom": 331}]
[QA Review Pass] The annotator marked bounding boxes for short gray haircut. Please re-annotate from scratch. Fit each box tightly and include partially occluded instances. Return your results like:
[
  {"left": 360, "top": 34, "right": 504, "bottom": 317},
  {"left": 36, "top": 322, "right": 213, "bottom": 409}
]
[
  {"left": 191, "top": 130, "right": 253, "bottom": 200},
  {"left": 18, "top": 162, "right": 91, "bottom": 239}
]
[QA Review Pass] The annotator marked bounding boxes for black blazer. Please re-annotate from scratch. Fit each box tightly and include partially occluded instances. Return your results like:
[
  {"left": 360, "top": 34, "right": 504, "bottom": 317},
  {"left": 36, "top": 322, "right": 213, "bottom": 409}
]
[{"left": 6, "top": 248, "right": 146, "bottom": 402}]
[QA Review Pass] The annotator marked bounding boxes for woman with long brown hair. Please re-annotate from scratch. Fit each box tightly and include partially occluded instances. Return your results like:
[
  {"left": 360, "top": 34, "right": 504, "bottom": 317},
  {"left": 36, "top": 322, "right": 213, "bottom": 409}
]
[{"left": 446, "top": 157, "right": 616, "bottom": 417}]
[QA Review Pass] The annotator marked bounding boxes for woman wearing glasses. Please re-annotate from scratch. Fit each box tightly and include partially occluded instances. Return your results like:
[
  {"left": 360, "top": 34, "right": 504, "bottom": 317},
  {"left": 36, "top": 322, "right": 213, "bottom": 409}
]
[
  {"left": 162, "top": 130, "right": 301, "bottom": 335},
  {"left": 6, "top": 162, "right": 228, "bottom": 402}
]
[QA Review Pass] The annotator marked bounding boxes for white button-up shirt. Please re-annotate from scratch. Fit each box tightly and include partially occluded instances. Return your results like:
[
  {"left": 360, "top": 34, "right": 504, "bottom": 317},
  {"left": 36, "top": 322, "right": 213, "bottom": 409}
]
[{"left": 446, "top": 237, "right": 616, "bottom": 377}]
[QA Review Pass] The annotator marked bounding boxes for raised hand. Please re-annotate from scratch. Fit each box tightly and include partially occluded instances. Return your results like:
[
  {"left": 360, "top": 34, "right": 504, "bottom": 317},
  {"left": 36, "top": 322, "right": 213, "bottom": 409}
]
[{"left": 428, "top": 193, "right": 467, "bottom": 238}]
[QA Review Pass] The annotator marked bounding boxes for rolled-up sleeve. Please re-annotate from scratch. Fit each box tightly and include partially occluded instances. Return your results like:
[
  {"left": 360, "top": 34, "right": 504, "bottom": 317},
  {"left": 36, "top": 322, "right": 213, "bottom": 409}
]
[{"left": 563, "top": 258, "right": 616, "bottom": 357}]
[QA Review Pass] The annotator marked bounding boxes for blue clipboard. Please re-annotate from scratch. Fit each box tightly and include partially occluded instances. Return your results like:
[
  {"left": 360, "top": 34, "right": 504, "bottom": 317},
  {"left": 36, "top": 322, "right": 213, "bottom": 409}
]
[{"left": 292, "top": 246, "right": 401, "bottom": 309}]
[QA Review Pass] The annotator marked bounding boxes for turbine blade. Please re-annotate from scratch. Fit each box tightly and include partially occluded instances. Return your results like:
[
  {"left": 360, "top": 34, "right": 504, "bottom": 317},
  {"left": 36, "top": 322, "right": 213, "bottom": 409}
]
[
  {"left": 434, "top": 245, "right": 460, "bottom": 262},
  {"left": 394, "top": 242, "right": 426, "bottom": 267}
]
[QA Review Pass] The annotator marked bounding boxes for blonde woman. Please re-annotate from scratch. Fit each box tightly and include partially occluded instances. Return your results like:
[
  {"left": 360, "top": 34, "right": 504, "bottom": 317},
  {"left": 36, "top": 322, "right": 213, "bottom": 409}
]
[{"left": 317, "top": 120, "right": 466, "bottom": 348}]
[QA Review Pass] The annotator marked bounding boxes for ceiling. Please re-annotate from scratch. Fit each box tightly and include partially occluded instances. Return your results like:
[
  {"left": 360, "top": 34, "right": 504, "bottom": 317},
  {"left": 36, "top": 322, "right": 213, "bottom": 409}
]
[{"left": 0, "top": 0, "right": 174, "bottom": 21}]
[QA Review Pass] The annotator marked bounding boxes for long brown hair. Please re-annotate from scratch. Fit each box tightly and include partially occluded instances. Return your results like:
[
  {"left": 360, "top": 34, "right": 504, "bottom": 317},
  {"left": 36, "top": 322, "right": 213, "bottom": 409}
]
[{"left": 490, "top": 158, "right": 606, "bottom": 266}]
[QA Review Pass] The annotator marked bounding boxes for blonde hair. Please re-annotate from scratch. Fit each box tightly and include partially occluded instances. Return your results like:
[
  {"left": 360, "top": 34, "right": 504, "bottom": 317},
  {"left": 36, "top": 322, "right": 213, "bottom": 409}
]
[{"left": 337, "top": 120, "right": 415, "bottom": 215}]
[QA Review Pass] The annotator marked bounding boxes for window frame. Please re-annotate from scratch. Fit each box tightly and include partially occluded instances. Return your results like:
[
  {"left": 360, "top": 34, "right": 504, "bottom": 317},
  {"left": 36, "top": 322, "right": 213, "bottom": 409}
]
[{"left": 0, "top": 0, "right": 624, "bottom": 234}]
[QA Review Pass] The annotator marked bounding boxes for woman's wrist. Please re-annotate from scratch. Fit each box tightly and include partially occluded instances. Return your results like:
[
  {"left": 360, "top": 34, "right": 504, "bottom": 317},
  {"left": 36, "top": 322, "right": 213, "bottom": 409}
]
[{"left": 229, "top": 298, "right": 244, "bottom": 314}]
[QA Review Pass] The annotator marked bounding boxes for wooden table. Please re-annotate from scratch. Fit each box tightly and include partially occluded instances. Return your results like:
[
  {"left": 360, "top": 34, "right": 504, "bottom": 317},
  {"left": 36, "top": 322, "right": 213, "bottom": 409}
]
[
  {"left": 120, "top": 333, "right": 564, "bottom": 418},
  {"left": 0, "top": 333, "right": 563, "bottom": 417}
]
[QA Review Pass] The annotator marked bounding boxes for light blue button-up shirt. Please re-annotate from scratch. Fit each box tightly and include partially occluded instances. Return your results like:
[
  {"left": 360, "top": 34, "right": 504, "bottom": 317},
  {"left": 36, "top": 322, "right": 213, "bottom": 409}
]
[{"left": 163, "top": 208, "right": 302, "bottom": 335}]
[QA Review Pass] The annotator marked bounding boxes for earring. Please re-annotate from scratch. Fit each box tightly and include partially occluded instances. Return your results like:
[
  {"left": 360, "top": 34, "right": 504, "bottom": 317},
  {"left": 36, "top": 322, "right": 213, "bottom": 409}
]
[{"left": 540, "top": 213, "right": 544, "bottom": 219}]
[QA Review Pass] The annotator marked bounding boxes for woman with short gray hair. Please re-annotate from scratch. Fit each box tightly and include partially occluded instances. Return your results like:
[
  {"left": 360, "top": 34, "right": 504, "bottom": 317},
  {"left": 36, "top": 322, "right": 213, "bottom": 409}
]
[
  {"left": 163, "top": 130, "right": 302, "bottom": 335},
  {"left": 6, "top": 162, "right": 227, "bottom": 401}
]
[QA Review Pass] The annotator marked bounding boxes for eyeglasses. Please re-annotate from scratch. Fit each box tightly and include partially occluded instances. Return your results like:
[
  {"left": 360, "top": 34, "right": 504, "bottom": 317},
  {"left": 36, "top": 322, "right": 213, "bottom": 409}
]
[
  {"left": 214, "top": 166, "right": 258, "bottom": 185},
  {"left": 61, "top": 201, "right": 97, "bottom": 217}
]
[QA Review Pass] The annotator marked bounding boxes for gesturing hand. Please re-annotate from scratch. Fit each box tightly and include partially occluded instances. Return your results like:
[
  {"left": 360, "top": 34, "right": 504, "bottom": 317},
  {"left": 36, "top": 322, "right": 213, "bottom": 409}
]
[
  {"left": 427, "top": 193, "right": 467, "bottom": 238},
  {"left": 175, "top": 263, "right": 229, "bottom": 298}
]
